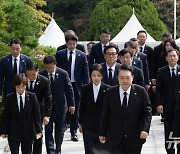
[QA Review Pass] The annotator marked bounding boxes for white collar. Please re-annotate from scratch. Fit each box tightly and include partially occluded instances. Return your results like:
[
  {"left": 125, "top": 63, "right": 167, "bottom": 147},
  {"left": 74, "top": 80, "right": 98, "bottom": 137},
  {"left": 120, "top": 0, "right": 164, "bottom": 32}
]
[
  {"left": 119, "top": 86, "right": 131, "bottom": 96},
  {"left": 106, "top": 62, "right": 116, "bottom": 71}
]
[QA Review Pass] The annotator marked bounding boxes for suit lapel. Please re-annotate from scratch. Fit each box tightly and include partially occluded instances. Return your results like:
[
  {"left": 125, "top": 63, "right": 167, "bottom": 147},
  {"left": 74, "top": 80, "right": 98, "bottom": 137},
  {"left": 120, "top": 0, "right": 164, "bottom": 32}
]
[
  {"left": 102, "top": 63, "right": 108, "bottom": 83},
  {"left": 96, "top": 83, "right": 104, "bottom": 103},
  {"left": 34, "top": 76, "right": 40, "bottom": 92},
  {"left": 126, "top": 86, "right": 135, "bottom": 115},
  {"left": 19, "top": 54, "right": 25, "bottom": 73},
  {"left": 7, "top": 55, "right": 13, "bottom": 75},
  {"left": 13, "top": 93, "right": 20, "bottom": 114},
  {"left": 75, "top": 49, "right": 81, "bottom": 74},
  {"left": 23, "top": 92, "right": 30, "bottom": 112}
]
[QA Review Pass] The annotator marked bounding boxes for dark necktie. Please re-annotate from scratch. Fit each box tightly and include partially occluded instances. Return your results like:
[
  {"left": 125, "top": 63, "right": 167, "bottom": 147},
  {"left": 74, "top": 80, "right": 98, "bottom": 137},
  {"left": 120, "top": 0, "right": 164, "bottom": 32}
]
[
  {"left": 139, "top": 47, "right": 143, "bottom": 53},
  {"left": 20, "top": 95, "right": 23, "bottom": 113},
  {"left": 122, "top": 92, "right": 127, "bottom": 113},
  {"left": 171, "top": 68, "right": 176, "bottom": 85},
  {"left": 50, "top": 73, "right": 54, "bottom": 91},
  {"left": 172, "top": 68, "right": 176, "bottom": 78},
  {"left": 29, "top": 81, "right": 34, "bottom": 92},
  {"left": 13, "top": 58, "right": 17, "bottom": 75},
  {"left": 68, "top": 51, "right": 73, "bottom": 79},
  {"left": 108, "top": 68, "right": 112, "bottom": 86}
]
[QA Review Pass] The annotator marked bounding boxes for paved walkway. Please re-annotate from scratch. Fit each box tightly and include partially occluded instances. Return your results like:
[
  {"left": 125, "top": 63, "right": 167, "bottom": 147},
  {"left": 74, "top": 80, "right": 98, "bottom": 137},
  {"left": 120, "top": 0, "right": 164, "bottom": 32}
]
[{"left": 0, "top": 116, "right": 168, "bottom": 154}]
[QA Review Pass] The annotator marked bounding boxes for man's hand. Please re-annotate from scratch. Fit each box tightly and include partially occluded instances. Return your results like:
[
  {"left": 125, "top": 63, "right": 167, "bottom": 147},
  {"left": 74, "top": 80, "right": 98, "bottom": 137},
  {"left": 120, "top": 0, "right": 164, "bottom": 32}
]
[
  {"left": 79, "top": 124, "right": 82, "bottom": 133},
  {"left": 69, "top": 106, "right": 75, "bottom": 114},
  {"left": 0, "top": 96, "right": 2, "bottom": 103},
  {"left": 43, "top": 116, "right": 50, "bottom": 125},
  {"left": 1, "top": 134, "right": 8, "bottom": 138},
  {"left": 99, "top": 136, "right": 106, "bottom": 144},
  {"left": 145, "top": 85, "right": 150, "bottom": 91},
  {"left": 151, "top": 79, "right": 156, "bottom": 85},
  {"left": 157, "top": 105, "right": 163, "bottom": 113},
  {"left": 36, "top": 133, "right": 42, "bottom": 139},
  {"left": 140, "top": 131, "right": 148, "bottom": 139},
  {"left": 152, "top": 86, "right": 156, "bottom": 93}
]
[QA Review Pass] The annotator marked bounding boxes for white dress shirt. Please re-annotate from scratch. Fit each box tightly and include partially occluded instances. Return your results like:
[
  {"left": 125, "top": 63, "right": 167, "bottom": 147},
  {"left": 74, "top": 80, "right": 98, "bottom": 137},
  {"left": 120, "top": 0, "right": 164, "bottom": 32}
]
[
  {"left": 93, "top": 82, "right": 101, "bottom": 102},
  {"left": 106, "top": 63, "right": 116, "bottom": 79},
  {"left": 48, "top": 69, "right": 56, "bottom": 81},
  {"left": 101, "top": 42, "right": 110, "bottom": 53},
  {"left": 28, "top": 79, "right": 36, "bottom": 90},
  {"left": 67, "top": 49, "right": 76, "bottom": 82},
  {"left": 16, "top": 91, "right": 25, "bottom": 112},
  {"left": 119, "top": 86, "right": 131, "bottom": 106},
  {"left": 169, "top": 65, "right": 177, "bottom": 77},
  {"left": 12, "top": 55, "right": 20, "bottom": 74},
  {"left": 138, "top": 44, "right": 145, "bottom": 53}
]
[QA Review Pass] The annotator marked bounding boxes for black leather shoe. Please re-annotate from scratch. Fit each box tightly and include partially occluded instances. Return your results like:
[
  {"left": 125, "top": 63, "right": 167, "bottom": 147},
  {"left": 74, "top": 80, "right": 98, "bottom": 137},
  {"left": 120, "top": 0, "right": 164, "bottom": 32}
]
[{"left": 71, "top": 134, "right": 78, "bottom": 142}]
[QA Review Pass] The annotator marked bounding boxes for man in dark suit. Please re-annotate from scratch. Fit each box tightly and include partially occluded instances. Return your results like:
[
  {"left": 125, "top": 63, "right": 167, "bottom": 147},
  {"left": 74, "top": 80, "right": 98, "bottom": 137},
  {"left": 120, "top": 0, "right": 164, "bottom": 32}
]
[
  {"left": 1, "top": 74, "right": 42, "bottom": 154},
  {"left": 55, "top": 34, "right": 89, "bottom": 142},
  {"left": 57, "top": 30, "right": 85, "bottom": 53},
  {"left": 118, "top": 48, "right": 144, "bottom": 87},
  {"left": 101, "top": 44, "right": 120, "bottom": 86},
  {"left": 89, "top": 29, "right": 117, "bottom": 68},
  {"left": 156, "top": 49, "right": 180, "bottom": 154},
  {"left": 39, "top": 56, "right": 75, "bottom": 154},
  {"left": 137, "top": 30, "right": 154, "bottom": 80},
  {"left": 0, "top": 39, "right": 31, "bottom": 102},
  {"left": 99, "top": 64, "right": 152, "bottom": 154},
  {"left": 129, "top": 38, "right": 150, "bottom": 89},
  {"left": 26, "top": 61, "right": 52, "bottom": 154}
]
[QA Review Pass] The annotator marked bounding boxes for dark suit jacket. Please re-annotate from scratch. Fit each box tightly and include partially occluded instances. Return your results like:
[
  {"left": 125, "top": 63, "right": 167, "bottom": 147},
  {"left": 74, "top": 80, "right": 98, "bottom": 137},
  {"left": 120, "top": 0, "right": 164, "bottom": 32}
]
[
  {"left": 88, "top": 42, "right": 118, "bottom": 69},
  {"left": 26, "top": 74, "right": 52, "bottom": 119},
  {"left": 57, "top": 44, "right": 86, "bottom": 53},
  {"left": 39, "top": 67, "right": 75, "bottom": 117},
  {"left": 2, "top": 91, "right": 42, "bottom": 141},
  {"left": 143, "top": 45, "right": 154, "bottom": 79},
  {"left": 55, "top": 49, "right": 89, "bottom": 94},
  {"left": 99, "top": 85, "right": 152, "bottom": 148},
  {"left": 0, "top": 54, "right": 31, "bottom": 97},
  {"left": 101, "top": 63, "right": 121, "bottom": 86},
  {"left": 132, "top": 66, "right": 144, "bottom": 87},
  {"left": 79, "top": 82, "right": 110, "bottom": 131},
  {"left": 136, "top": 52, "right": 150, "bottom": 85},
  {"left": 132, "top": 57, "right": 143, "bottom": 72},
  {"left": 156, "top": 65, "right": 180, "bottom": 113}
]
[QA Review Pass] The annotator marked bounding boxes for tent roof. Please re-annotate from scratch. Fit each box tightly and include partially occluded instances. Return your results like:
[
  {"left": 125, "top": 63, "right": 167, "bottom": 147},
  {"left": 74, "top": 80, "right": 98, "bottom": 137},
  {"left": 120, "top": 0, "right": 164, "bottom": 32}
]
[
  {"left": 176, "top": 38, "right": 180, "bottom": 42},
  {"left": 38, "top": 18, "right": 65, "bottom": 49},
  {"left": 111, "top": 13, "right": 156, "bottom": 43}
]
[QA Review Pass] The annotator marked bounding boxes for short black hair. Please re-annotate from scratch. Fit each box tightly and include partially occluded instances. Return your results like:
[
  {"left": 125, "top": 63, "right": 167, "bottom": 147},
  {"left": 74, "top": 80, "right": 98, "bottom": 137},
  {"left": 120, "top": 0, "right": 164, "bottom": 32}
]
[
  {"left": 10, "top": 38, "right": 22, "bottom": 46},
  {"left": 90, "top": 63, "right": 104, "bottom": 77},
  {"left": 44, "top": 55, "right": 56, "bottom": 64},
  {"left": 100, "top": 28, "right": 110, "bottom": 35},
  {"left": 13, "top": 73, "right": 28, "bottom": 87},
  {"left": 161, "top": 33, "right": 172, "bottom": 39},
  {"left": 137, "top": 30, "right": 147, "bottom": 37},
  {"left": 26, "top": 61, "right": 38, "bottom": 70},
  {"left": 104, "top": 44, "right": 119, "bottom": 54},
  {"left": 165, "top": 48, "right": 179, "bottom": 57},
  {"left": 124, "top": 41, "right": 136, "bottom": 49},
  {"left": 65, "top": 34, "right": 78, "bottom": 43},
  {"left": 118, "top": 48, "right": 133, "bottom": 57},
  {"left": 130, "top": 38, "right": 138, "bottom": 42},
  {"left": 118, "top": 64, "right": 134, "bottom": 76}
]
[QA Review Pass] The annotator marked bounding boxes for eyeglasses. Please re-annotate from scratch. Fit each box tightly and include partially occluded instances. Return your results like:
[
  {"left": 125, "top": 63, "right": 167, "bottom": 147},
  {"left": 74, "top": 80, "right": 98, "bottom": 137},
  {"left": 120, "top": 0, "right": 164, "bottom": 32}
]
[{"left": 105, "top": 53, "right": 117, "bottom": 56}]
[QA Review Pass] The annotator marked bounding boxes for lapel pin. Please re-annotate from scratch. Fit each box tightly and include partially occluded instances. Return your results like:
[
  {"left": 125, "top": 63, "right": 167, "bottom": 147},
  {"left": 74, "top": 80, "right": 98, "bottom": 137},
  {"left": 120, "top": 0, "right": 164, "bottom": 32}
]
[
  {"left": 178, "top": 72, "right": 180, "bottom": 75},
  {"left": 36, "top": 81, "right": 40, "bottom": 85},
  {"left": 56, "top": 73, "right": 59, "bottom": 78},
  {"left": 134, "top": 92, "right": 137, "bottom": 95},
  {"left": 103, "top": 90, "right": 106, "bottom": 92}
]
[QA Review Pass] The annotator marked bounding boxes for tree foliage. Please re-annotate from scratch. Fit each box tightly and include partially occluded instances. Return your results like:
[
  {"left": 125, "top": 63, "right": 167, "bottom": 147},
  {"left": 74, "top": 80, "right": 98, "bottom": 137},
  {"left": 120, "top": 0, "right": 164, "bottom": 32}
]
[
  {"left": 153, "top": 1, "right": 180, "bottom": 38},
  {"left": 85, "top": 0, "right": 167, "bottom": 41}
]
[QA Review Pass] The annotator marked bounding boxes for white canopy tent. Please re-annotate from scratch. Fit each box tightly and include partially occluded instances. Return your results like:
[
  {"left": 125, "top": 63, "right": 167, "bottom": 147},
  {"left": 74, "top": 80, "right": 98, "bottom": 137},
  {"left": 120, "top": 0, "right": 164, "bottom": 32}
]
[
  {"left": 176, "top": 38, "right": 180, "bottom": 42},
  {"left": 38, "top": 18, "right": 65, "bottom": 49},
  {"left": 111, "top": 13, "right": 156, "bottom": 43}
]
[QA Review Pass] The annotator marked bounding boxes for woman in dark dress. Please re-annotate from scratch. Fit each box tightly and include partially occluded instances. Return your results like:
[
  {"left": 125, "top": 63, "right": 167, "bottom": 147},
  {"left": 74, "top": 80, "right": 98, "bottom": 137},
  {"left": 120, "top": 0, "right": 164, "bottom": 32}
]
[{"left": 79, "top": 64, "right": 110, "bottom": 154}]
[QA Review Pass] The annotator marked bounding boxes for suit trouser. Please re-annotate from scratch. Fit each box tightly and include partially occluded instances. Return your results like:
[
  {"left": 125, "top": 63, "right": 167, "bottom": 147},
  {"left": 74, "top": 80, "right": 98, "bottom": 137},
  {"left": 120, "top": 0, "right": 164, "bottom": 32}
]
[
  {"left": 109, "top": 138, "right": 142, "bottom": 154},
  {"left": 70, "top": 83, "right": 80, "bottom": 136},
  {"left": 45, "top": 113, "right": 65, "bottom": 154},
  {"left": 8, "top": 139, "right": 32, "bottom": 154},
  {"left": 164, "top": 113, "right": 180, "bottom": 154},
  {"left": 32, "top": 136, "right": 43, "bottom": 154},
  {"left": 83, "top": 130, "right": 109, "bottom": 154}
]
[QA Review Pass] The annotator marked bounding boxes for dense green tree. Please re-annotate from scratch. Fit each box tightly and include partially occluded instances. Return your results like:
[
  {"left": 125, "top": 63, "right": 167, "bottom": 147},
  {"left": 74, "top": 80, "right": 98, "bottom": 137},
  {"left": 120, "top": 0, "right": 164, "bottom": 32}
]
[
  {"left": 85, "top": 0, "right": 167, "bottom": 41},
  {"left": 153, "top": 1, "right": 180, "bottom": 38}
]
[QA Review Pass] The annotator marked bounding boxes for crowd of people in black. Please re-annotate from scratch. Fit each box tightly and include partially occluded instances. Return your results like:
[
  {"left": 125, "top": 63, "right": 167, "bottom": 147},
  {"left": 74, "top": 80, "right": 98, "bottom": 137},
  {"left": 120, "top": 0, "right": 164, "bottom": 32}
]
[{"left": 0, "top": 29, "right": 180, "bottom": 154}]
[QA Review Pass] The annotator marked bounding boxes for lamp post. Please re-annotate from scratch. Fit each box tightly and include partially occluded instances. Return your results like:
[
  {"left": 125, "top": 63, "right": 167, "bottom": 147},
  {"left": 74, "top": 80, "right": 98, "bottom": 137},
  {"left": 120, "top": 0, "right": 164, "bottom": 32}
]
[{"left": 174, "top": 0, "right": 176, "bottom": 39}]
